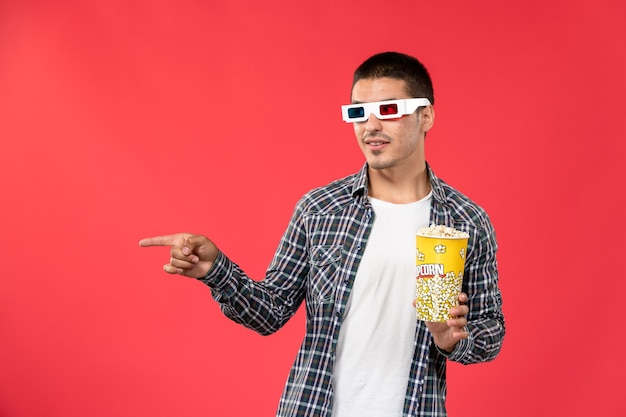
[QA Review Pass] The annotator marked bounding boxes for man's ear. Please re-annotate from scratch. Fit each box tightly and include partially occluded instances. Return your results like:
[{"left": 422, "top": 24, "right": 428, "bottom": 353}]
[{"left": 420, "top": 105, "right": 435, "bottom": 133}]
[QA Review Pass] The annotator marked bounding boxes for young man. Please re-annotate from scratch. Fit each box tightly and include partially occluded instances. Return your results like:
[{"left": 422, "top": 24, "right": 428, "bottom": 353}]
[{"left": 140, "top": 51, "right": 505, "bottom": 417}]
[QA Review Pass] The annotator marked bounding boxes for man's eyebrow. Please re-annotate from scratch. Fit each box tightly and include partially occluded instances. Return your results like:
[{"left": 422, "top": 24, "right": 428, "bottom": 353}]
[{"left": 350, "top": 98, "right": 400, "bottom": 104}]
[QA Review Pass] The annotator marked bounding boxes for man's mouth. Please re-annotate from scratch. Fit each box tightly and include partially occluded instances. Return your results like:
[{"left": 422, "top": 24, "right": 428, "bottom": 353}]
[{"left": 364, "top": 139, "right": 389, "bottom": 148}]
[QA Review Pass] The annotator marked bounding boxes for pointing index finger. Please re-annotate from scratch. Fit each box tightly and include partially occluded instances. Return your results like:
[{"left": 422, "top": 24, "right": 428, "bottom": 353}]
[{"left": 139, "top": 234, "right": 183, "bottom": 247}]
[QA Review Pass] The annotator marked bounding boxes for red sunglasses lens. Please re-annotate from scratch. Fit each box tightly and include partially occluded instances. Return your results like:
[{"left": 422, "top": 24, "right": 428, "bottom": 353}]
[{"left": 379, "top": 103, "right": 398, "bottom": 116}]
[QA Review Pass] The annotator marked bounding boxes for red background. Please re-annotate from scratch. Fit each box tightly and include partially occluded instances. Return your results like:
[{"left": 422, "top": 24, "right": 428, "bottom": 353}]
[{"left": 1, "top": 1, "right": 625, "bottom": 416}]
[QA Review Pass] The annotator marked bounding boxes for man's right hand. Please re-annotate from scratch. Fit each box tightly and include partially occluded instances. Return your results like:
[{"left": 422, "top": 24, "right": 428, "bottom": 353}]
[{"left": 139, "top": 233, "right": 219, "bottom": 278}]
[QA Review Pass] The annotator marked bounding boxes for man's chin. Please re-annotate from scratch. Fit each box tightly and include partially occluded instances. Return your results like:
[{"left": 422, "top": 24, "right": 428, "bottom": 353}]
[{"left": 367, "top": 158, "right": 393, "bottom": 171}]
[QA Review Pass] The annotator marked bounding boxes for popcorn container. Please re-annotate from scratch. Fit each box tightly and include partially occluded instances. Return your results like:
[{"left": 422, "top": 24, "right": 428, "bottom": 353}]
[{"left": 415, "top": 226, "right": 469, "bottom": 322}]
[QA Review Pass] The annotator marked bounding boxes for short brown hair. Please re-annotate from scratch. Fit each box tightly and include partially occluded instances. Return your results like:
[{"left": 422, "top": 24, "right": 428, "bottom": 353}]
[{"left": 352, "top": 51, "right": 435, "bottom": 105}]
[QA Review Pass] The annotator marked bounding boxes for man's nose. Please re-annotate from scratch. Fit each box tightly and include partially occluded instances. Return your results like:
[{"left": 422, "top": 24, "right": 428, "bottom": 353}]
[{"left": 364, "top": 113, "right": 382, "bottom": 131}]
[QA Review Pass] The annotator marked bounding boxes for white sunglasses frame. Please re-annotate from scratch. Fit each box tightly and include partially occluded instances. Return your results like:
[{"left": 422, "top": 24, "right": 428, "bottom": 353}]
[{"left": 341, "top": 98, "right": 432, "bottom": 123}]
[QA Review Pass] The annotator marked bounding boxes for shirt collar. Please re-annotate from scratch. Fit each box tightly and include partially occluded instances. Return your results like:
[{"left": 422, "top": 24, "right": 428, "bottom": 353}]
[
  {"left": 426, "top": 162, "right": 448, "bottom": 204},
  {"left": 351, "top": 161, "right": 447, "bottom": 204},
  {"left": 351, "top": 163, "right": 369, "bottom": 197}
]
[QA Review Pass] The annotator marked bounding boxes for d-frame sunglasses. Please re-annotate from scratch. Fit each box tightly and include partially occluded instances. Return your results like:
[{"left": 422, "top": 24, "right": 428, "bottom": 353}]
[{"left": 341, "top": 98, "right": 431, "bottom": 123}]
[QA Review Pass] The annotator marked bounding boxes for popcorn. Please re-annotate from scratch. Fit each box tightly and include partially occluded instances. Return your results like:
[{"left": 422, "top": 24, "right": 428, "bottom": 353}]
[
  {"left": 415, "top": 272, "right": 463, "bottom": 322},
  {"left": 417, "top": 224, "right": 469, "bottom": 239},
  {"left": 415, "top": 225, "right": 469, "bottom": 322}
]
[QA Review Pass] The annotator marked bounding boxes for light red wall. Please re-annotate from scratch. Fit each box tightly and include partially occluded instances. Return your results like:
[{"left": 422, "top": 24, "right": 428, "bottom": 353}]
[{"left": 1, "top": 1, "right": 625, "bottom": 416}]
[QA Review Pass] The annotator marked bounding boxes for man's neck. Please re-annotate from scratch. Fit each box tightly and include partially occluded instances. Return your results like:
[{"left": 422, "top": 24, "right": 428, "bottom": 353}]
[{"left": 367, "top": 164, "right": 431, "bottom": 204}]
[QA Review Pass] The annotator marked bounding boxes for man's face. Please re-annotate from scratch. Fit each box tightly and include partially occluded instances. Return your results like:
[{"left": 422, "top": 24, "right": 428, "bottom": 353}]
[{"left": 350, "top": 77, "right": 432, "bottom": 172}]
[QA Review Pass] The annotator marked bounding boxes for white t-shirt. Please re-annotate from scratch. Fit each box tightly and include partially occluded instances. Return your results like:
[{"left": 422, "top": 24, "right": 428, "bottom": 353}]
[{"left": 331, "top": 192, "right": 432, "bottom": 417}]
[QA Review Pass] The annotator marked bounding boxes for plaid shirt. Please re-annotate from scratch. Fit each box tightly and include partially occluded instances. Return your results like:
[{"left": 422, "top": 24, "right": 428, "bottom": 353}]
[{"left": 200, "top": 162, "right": 505, "bottom": 417}]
